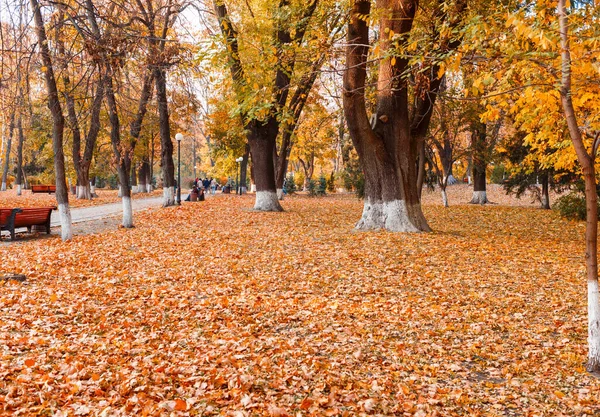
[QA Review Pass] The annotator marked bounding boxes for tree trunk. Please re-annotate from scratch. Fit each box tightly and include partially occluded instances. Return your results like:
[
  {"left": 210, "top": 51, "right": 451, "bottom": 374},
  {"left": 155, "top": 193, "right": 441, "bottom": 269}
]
[
  {"left": 416, "top": 140, "right": 425, "bottom": 199},
  {"left": 138, "top": 161, "right": 148, "bottom": 193},
  {"left": 105, "top": 68, "right": 133, "bottom": 228},
  {"left": 240, "top": 143, "right": 249, "bottom": 194},
  {"left": 558, "top": 0, "right": 599, "bottom": 373},
  {"left": 130, "top": 161, "right": 138, "bottom": 193},
  {"left": 155, "top": 67, "right": 175, "bottom": 207},
  {"left": 15, "top": 113, "right": 24, "bottom": 195},
  {"left": 1, "top": 112, "right": 14, "bottom": 191},
  {"left": 343, "top": 0, "right": 430, "bottom": 232},
  {"left": 540, "top": 172, "right": 550, "bottom": 209},
  {"left": 248, "top": 120, "right": 283, "bottom": 211},
  {"left": 31, "top": 0, "right": 71, "bottom": 240},
  {"left": 470, "top": 122, "right": 488, "bottom": 204}
]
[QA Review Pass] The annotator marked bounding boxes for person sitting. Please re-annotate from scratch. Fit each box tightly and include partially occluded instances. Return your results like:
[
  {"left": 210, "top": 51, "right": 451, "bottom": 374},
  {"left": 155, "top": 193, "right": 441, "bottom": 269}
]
[{"left": 198, "top": 187, "right": 205, "bottom": 201}]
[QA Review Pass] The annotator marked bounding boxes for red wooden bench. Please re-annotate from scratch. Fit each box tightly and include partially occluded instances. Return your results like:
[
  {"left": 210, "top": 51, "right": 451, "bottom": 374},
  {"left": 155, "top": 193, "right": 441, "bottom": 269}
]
[
  {"left": 31, "top": 185, "right": 56, "bottom": 194},
  {"left": 0, "top": 207, "right": 56, "bottom": 240}
]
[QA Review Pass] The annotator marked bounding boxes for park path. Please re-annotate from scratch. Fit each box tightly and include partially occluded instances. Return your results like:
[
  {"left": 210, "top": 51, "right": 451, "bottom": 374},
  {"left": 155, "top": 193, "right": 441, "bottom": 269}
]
[{"left": 50, "top": 196, "right": 164, "bottom": 226}]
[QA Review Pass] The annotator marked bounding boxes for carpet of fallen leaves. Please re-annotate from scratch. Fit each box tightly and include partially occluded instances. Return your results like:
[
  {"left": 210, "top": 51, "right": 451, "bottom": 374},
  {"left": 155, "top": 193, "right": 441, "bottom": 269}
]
[
  {"left": 0, "top": 189, "right": 164, "bottom": 209},
  {"left": 1, "top": 191, "right": 599, "bottom": 416}
]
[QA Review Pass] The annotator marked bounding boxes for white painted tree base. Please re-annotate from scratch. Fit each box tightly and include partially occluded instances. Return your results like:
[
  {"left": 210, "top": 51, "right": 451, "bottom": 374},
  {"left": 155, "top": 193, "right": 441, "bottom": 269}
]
[
  {"left": 122, "top": 196, "right": 133, "bottom": 228},
  {"left": 541, "top": 195, "right": 549, "bottom": 209},
  {"left": 356, "top": 199, "right": 425, "bottom": 232},
  {"left": 163, "top": 186, "right": 175, "bottom": 207},
  {"left": 277, "top": 188, "right": 284, "bottom": 200},
  {"left": 58, "top": 203, "right": 73, "bottom": 241},
  {"left": 441, "top": 190, "right": 448, "bottom": 207},
  {"left": 16, "top": 184, "right": 21, "bottom": 196},
  {"left": 1, "top": 182, "right": 6, "bottom": 191},
  {"left": 254, "top": 191, "right": 283, "bottom": 211},
  {"left": 470, "top": 191, "right": 488, "bottom": 204},
  {"left": 251, "top": 184, "right": 257, "bottom": 193},
  {"left": 588, "top": 278, "right": 600, "bottom": 371},
  {"left": 146, "top": 184, "right": 153, "bottom": 193},
  {"left": 76, "top": 185, "right": 91, "bottom": 200},
  {"left": 118, "top": 186, "right": 122, "bottom": 198}
]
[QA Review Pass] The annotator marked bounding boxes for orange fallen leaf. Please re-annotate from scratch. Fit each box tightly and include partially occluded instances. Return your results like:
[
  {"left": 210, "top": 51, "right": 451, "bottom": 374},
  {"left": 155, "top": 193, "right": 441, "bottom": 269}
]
[
  {"left": 24, "top": 359, "right": 35, "bottom": 367},
  {"left": 174, "top": 399, "right": 187, "bottom": 411}
]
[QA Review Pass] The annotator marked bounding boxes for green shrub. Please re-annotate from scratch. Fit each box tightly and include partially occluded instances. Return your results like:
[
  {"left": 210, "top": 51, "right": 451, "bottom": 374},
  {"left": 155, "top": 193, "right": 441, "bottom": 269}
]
[
  {"left": 552, "top": 192, "right": 600, "bottom": 221},
  {"left": 284, "top": 173, "right": 296, "bottom": 195},
  {"left": 307, "top": 179, "right": 316, "bottom": 196},
  {"left": 317, "top": 174, "right": 327, "bottom": 196}
]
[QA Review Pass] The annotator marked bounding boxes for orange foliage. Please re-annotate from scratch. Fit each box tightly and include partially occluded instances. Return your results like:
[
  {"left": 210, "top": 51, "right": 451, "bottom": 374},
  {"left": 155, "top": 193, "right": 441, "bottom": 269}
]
[{"left": 0, "top": 191, "right": 598, "bottom": 414}]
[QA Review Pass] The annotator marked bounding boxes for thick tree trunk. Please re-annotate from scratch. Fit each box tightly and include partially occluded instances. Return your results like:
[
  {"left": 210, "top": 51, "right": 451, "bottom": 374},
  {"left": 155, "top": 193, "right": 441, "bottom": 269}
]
[
  {"left": 1, "top": 112, "right": 14, "bottom": 191},
  {"left": 541, "top": 172, "right": 550, "bottom": 209},
  {"left": 31, "top": 0, "right": 71, "bottom": 240},
  {"left": 248, "top": 121, "right": 282, "bottom": 211},
  {"left": 343, "top": 0, "right": 429, "bottom": 232},
  {"left": 155, "top": 68, "right": 175, "bottom": 207},
  {"left": 558, "top": 0, "right": 600, "bottom": 373},
  {"left": 470, "top": 123, "right": 488, "bottom": 204}
]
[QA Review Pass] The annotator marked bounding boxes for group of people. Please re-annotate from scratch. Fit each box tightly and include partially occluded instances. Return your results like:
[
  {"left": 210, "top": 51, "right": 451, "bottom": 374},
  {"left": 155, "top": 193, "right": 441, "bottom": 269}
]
[
  {"left": 185, "top": 177, "right": 218, "bottom": 202},
  {"left": 196, "top": 177, "right": 218, "bottom": 195}
]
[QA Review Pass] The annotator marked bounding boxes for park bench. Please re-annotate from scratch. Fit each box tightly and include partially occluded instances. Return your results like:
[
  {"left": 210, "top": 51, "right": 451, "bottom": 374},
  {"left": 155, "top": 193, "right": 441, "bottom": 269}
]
[
  {"left": 0, "top": 207, "right": 55, "bottom": 241},
  {"left": 31, "top": 185, "right": 56, "bottom": 194}
]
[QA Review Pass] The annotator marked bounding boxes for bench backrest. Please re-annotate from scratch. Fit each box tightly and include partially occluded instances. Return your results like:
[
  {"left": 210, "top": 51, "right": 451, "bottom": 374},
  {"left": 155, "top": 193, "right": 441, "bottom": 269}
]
[
  {"left": 12, "top": 208, "right": 54, "bottom": 228},
  {"left": 31, "top": 185, "right": 56, "bottom": 193}
]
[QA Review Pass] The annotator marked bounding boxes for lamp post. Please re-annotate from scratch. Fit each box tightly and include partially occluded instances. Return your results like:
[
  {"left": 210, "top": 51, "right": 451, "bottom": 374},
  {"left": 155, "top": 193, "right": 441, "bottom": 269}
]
[
  {"left": 175, "top": 133, "right": 183, "bottom": 204},
  {"left": 235, "top": 156, "right": 243, "bottom": 194}
]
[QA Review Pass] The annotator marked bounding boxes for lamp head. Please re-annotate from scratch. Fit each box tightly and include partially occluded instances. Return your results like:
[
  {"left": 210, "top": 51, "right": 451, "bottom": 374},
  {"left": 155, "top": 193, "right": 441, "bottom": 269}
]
[
  {"left": 175, "top": 133, "right": 184, "bottom": 142},
  {"left": 236, "top": 157, "right": 244, "bottom": 163}
]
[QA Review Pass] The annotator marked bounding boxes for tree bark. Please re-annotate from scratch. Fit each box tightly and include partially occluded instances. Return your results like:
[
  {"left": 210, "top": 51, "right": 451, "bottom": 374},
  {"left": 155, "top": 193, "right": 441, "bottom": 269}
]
[
  {"left": 31, "top": 0, "right": 72, "bottom": 240},
  {"left": 155, "top": 67, "right": 175, "bottom": 206},
  {"left": 240, "top": 143, "right": 249, "bottom": 194},
  {"left": 470, "top": 122, "right": 488, "bottom": 204},
  {"left": 558, "top": 0, "right": 600, "bottom": 373},
  {"left": 1, "top": 112, "right": 15, "bottom": 191},
  {"left": 343, "top": 0, "right": 430, "bottom": 232},
  {"left": 105, "top": 68, "right": 133, "bottom": 228},
  {"left": 15, "top": 113, "right": 24, "bottom": 195},
  {"left": 540, "top": 172, "right": 550, "bottom": 209}
]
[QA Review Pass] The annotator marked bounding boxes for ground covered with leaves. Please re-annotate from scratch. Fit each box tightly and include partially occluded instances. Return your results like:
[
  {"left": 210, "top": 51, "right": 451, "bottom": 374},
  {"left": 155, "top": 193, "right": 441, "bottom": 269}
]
[
  {"left": 1, "top": 191, "right": 598, "bottom": 416},
  {"left": 0, "top": 189, "right": 164, "bottom": 209}
]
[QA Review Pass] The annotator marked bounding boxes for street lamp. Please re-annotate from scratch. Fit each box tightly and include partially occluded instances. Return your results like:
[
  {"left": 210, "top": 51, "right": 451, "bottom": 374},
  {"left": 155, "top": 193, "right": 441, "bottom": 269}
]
[
  {"left": 175, "top": 133, "right": 183, "bottom": 204},
  {"left": 235, "top": 156, "right": 243, "bottom": 194}
]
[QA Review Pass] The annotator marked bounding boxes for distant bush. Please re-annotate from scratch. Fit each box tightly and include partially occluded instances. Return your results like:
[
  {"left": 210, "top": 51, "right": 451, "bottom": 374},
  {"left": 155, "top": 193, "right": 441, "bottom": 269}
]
[
  {"left": 284, "top": 173, "right": 296, "bottom": 195},
  {"left": 553, "top": 192, "right": 600, "bottom": 221}
]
